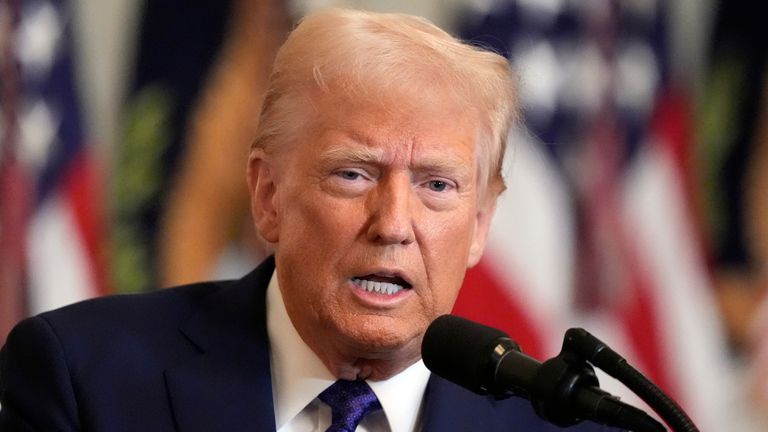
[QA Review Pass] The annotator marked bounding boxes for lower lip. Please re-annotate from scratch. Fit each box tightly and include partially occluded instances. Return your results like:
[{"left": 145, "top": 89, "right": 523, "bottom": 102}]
[{"left": 349, "top": 280, "right": 412, "bottom": 308}]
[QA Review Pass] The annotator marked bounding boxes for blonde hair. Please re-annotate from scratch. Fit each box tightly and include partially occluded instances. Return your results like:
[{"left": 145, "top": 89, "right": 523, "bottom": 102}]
[{"left": 252, "top": 8, "right": 518, "bottom": 199}]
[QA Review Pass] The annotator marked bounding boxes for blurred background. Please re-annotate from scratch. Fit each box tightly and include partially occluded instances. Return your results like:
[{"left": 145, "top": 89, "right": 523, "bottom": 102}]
[{"left": 1, "top": 0, "right": 766, "bottom": 430}]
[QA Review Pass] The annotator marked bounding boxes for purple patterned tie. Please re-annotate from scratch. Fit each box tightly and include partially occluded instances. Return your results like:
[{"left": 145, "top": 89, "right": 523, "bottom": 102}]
[{"left": 318, "top": 380, "right": 382, "bottom": 432}]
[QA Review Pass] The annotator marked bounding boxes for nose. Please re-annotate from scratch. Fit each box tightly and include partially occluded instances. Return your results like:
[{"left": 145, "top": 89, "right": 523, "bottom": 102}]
[{"left": 366, "top": 175, "right": 416, "bottom": 245}]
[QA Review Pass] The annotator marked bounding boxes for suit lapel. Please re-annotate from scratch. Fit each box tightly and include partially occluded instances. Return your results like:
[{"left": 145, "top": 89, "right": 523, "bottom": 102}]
[{"left": 164, "top": 258, "right": 277, "bottom": 432}]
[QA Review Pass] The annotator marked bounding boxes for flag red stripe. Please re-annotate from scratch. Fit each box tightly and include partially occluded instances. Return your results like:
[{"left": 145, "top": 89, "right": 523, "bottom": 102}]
[
  {"left": 619, "top": 247, "right": 676, "bottom": 398},
  {"left": 62, "top": 152, "right": 108, "bottom": 296},
  {"left": 650, "top": 91, "right": 711, "bottom": 264},
  {"left": 0, "top": 162, "right": 31, "bottom": 343}
]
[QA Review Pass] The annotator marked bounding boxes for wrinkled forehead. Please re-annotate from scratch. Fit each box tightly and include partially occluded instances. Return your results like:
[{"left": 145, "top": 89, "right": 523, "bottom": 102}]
[
  {"left": 301, "top": 80, "right": 483, "bottom": 155},
  {"left": 320, "top": 77, "right": 476, "bottom": 122},
  {"left": 321, "top": 58, "right": 473, "bottom": 113}
]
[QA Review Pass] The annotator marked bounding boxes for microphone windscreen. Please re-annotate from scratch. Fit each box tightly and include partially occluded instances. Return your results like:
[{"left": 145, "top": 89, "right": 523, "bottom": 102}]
[{"left": 422, "top": 314, "right": 516, "bottom": 394}]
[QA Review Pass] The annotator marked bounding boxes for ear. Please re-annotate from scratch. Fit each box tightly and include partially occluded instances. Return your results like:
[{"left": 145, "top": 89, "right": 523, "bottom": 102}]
[
  {"left": 466, "top": 198, "right": 497, "bottom": 268},
  {"left": 247, "top": 149, "right": 280, "bottom": 243}
]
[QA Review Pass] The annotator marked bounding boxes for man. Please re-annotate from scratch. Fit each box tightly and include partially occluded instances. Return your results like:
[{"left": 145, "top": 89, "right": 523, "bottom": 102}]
[{"left": 0, "top": 9, "right": 614, "bottom": 431}]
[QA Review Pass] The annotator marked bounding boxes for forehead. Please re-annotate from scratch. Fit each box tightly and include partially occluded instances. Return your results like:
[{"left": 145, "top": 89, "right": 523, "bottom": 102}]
[{"left": 304, "top": 89, "right": 480, "bottom": 160}]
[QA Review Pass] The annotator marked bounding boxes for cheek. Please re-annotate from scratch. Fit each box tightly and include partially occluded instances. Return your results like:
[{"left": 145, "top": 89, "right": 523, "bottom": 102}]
[
  {"left": 275, "top": 189, "right": 368, "bottom": 295},
  {"left": 426, "top": 211, "right": 476, "bottom": 259},
  {"left": 281, "top": 190, "right": 361, "bottom": 246},
  {"left": 421, "top": 212, "right": 477, "bottom": 309}
]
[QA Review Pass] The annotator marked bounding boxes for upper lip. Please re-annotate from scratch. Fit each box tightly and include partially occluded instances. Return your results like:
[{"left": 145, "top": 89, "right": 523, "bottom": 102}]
[{"left": 353, "top": 268, "right": 413, "bottom": 288}]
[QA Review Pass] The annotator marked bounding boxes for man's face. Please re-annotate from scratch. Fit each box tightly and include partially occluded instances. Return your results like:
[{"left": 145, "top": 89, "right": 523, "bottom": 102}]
[{"left": 249, "top": 91, "right": 496, "bottom": 379}]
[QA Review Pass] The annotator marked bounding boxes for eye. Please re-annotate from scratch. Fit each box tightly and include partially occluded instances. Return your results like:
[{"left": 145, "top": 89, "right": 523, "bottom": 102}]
[
  {"left": 427, "top": 180, "right": 449, "bottom": 192},
  {"left": 337, "top": 170, "right": 362, "bottom": 181}
]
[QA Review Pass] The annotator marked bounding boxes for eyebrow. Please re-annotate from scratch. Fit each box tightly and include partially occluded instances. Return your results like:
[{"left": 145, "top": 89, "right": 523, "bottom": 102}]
[
  {"left": 320, "top": 144, "right": 471, "bottom": 174},
  {"left": 320, "top": 144, "right": 385, "bottom": 164}
]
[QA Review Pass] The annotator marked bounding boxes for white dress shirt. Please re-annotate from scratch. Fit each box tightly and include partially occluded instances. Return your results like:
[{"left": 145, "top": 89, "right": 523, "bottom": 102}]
[{"left": 266, "top": 271, "right": 431, "bottom": 432}]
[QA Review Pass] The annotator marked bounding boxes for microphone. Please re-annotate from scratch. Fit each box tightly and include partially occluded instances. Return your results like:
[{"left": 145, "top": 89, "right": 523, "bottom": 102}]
[
  {"left": 422, "top": 315, "right": 665, "bottom": 431},
  {"left": 421, "top": 314, "right": 530, "bottom": 397}
]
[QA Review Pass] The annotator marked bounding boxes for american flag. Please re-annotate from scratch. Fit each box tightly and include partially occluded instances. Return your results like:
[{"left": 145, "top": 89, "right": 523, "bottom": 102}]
[
  {"left": 452, "top": 1, "right": 734, "bottom": 429},
  {"left": 0, "top": 0, "right": 106, "bottom": 344}
]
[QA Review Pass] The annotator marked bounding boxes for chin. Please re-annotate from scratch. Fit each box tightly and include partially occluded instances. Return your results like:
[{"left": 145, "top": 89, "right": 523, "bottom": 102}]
[{"left": 340, "top": 319, "right": 421, "bottom": 359}]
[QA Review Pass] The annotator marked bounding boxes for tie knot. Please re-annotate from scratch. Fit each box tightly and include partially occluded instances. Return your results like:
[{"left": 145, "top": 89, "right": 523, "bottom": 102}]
[{"left": 319, "top": 380, "right": 382, "bottom": 432}]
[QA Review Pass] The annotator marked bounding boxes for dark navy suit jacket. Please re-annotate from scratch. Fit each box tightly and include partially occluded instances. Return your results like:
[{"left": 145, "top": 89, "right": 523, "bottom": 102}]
[{"left": 0, "top": 257, "right": 615, "bottom": 431}]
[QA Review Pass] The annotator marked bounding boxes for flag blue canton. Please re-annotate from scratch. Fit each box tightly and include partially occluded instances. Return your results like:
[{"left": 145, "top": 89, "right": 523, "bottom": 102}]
[
  {"left": 461, "top": 0, "right": 668, "bottom": 165},
  {"left": 15, "top": 0, "right": 85, "bottom": 202}
]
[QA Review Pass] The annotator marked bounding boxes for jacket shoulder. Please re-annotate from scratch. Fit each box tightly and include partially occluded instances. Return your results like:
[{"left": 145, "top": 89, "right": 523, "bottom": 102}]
[
  {"left": 39, "top": 280, "right": 232, "bottom": 334},
  {"left": 0, "top": 282, "right": 231, "bottom": 432}
]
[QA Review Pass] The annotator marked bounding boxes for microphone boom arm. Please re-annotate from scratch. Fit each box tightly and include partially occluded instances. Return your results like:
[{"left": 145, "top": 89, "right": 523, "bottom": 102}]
[
  {"left": 521, "top": 343, "right": 666, "bottom": 431},
  {"left": 562, "top": 328, "right": 700, "bottom": 432}
]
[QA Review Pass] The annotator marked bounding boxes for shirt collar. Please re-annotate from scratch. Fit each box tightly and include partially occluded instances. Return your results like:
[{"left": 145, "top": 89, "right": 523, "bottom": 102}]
[
  {"left": 267, "top": 270, "right": 335, "bottom": 429},
  {"left": 368, "top": 359, "right": 431, "bottom": 432},
  {"left": 267, "top": 270, "right": 431, "bottom": 432}
]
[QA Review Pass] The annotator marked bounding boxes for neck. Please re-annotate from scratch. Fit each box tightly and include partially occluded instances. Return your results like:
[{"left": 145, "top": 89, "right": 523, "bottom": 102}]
[{"left": 316, "top": 347, "right": 422, "bottom": 381}]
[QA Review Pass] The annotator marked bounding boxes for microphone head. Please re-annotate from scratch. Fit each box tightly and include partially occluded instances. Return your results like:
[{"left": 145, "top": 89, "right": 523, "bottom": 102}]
[{"left": 422, "top": 314, "right": 519, "bottom": 395}]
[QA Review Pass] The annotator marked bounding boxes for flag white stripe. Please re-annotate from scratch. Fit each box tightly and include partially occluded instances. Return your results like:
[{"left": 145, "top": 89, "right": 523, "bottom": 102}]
[
  {"left": 485, "top": 133, "right": 575, "bottom": 356},
  {"left": 27, "top": 192, "right": 96, "bottom": 314}
]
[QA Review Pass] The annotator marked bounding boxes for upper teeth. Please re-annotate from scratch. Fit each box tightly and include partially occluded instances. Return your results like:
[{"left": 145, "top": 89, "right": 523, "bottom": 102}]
[{"left": 353, "top": 278, "right": 403, "bottom": 295}]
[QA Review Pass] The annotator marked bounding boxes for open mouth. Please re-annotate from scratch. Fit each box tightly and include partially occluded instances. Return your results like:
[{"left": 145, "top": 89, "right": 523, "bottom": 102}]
[{"left": 351, "top": 274, "right": 412, "bottom": 295}]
